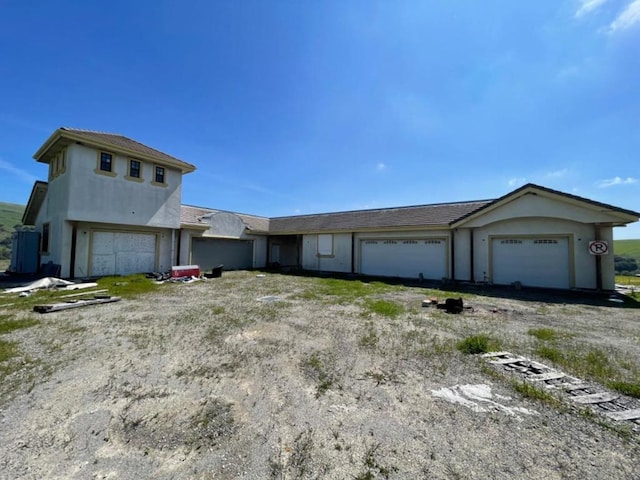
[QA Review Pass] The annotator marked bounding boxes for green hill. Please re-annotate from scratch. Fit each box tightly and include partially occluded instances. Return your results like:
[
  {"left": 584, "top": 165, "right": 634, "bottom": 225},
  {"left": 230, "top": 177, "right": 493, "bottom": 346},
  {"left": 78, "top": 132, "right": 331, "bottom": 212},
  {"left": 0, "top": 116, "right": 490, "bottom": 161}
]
[
  {"left": 614, "top": 239, "right": 640, "bottom": 259},
  {"left": 0, "top": 202, "right": 25, "bottom": 264},
  {"left": 614, "top": 239, "right": 640, "bottom": 275}
]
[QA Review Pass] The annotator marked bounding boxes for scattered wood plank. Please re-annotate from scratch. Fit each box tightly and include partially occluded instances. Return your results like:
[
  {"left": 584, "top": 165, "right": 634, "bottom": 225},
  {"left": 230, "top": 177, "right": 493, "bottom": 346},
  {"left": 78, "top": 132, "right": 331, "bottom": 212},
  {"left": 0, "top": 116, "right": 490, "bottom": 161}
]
[
  {"left": 528, "top": 372, "right": 567, "bottom": 382},
  {"left": 59, "top": 289, "right": 108, "bottom": 299},
  {"left": 33, "top": 296, "right": 121, "bottom": 313},
  {"left": 604, "top": 408, "right": 640, "bottom": 421},
  {"left": 571, "top": 392, "right": 619, "bottom": 405}
]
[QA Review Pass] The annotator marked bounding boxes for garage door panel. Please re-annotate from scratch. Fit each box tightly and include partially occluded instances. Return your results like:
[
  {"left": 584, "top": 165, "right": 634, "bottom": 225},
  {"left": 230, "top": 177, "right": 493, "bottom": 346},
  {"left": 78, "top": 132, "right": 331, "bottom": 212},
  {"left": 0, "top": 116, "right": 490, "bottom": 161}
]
[
  {"left": 192, "top": 238, "right": 253, "bottom": 271},
  {"left": 492, "top": 238, "right": 570, "bottom": 289},
  {"left": 91, "top": 231, "right": 157, "bottom": 276},
  {"left": 361, "top": 239, "right": 446, "bottom": 279}
]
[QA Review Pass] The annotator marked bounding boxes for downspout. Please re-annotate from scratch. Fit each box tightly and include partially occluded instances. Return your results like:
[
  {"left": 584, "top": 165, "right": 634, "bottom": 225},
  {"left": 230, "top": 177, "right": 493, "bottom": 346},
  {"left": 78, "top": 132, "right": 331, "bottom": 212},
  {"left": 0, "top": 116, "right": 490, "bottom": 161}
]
[
  {"left": 175, "top": 229, "right": 181, "bottom": 265},
  {"left": 450, "top": 229, "right": 455, "bottom": 282},
  {"left": 351, "top": 233, "right": 355, "bottom": 273},
  {"left": 595, "top": 225, "right": 602, "bottom": 290},
  {"left": 70, "top": 221, "right": 77, "bottom": 279},
  {"left": 469, "top": 229, "right": 475, "bottom": 283},
  {"left": 171, "top": 229, "right": 176, "bottom": 268}
]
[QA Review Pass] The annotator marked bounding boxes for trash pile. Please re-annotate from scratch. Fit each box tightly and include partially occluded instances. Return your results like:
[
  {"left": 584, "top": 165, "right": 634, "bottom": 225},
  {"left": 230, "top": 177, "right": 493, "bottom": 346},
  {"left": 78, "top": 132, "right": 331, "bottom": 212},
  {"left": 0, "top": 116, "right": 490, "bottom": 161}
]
[
  {"left": 147, "top": 264, "right": 224, "bottom": 284},
  {"left": 422, "top": 296, "right": 470, "bottom": 314}
]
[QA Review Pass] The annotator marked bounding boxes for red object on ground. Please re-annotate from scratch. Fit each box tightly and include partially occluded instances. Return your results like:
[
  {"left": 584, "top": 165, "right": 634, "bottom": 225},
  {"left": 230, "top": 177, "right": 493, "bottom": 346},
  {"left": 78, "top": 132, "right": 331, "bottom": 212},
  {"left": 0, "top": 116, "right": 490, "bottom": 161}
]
[{"left": 171, "top": 265, "right": 200, "bottom": 278}]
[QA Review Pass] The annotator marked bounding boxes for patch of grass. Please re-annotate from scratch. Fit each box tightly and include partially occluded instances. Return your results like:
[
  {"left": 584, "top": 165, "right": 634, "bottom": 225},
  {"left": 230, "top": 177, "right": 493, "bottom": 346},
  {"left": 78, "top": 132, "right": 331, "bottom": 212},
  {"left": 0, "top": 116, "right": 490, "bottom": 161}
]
[
  {"left": 535, "top": 344, "right": 564, "bottom": 364},
  {"left": 313, "top": 278, "right": 396, "bottom": 303},
  {"left": 356, "top": 442, "right": 396, "bottom": 480},
  {"left": 363, "top": 299, "right": 404, "bottom": 318},
  {"left": 511, "top": 380, "right": 563, "bottom": 409},
  {"left": 457, "top": 334, "right": 501, "bottom": 355},
  {"left": 607, "top": 380, "right": 640, "bottom": 398},
  {"left": 528, "top": 327, "right": 559, "bottom": 341},
  {"left": 359, "top": 321, "right": 379, "bottom": 349},
  {"left": 96, "top": 274, "right": 161, "bottom": 298},
  {"left": 302, "top": 353, "right": 338, "bottom": 398},
  {"left": 0, "top": 339, "right": 18, "bottom": 362},
  {"left": 0, "top": 315, "right": 39, "bottom": 335}
]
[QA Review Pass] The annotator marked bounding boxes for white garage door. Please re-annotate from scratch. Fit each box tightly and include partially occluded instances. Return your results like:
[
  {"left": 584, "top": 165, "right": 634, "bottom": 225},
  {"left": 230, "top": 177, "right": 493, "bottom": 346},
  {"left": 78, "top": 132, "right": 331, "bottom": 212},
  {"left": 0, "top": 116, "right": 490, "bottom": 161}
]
[
  {"left": 492, "top": 237, "right": 570, "bottom": 289},
  {"left": 360, "top": 238, "right": 447, "bottom": 279},
  {"left": 91, "top": 231, "right": 157, "bottom": 276}
]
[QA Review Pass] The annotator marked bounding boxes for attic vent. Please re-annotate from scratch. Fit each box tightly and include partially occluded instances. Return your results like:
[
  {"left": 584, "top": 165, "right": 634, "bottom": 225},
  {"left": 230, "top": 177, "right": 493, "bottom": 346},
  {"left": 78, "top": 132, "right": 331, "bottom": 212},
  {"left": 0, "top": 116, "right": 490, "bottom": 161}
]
[
  {"left": 403, "top": 240, "right": 418, "bottom": 244},
  {"left": 424, "top": 240, "right": 442, "bottom": 244},
  {"left": 501, "top": 239, "right": 523, "bottom": 244},
  {"left": 534, "top": 239, "right": 558, "bottom": 244},
  {"left": 383, "top": 240, "right": 397, "bottom": 244}
]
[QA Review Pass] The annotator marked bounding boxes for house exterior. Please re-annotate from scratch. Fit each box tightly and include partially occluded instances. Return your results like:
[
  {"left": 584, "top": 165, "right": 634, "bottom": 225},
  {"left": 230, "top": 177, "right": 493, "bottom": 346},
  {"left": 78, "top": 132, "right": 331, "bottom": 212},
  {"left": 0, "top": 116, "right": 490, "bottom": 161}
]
[
  {"left": 22, "top": 128, "right": 195, "bottom": 278},
  {"left": 20, "top": 128, "right": 640, "bottom": 291}
]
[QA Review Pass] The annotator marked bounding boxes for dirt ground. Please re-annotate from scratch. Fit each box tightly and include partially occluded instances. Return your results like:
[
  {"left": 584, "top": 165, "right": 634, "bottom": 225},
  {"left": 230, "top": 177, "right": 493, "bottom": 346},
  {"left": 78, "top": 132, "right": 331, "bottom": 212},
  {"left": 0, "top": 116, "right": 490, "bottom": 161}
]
[{"left": 1, "top": 271, "right": 639, "bottom": 479}]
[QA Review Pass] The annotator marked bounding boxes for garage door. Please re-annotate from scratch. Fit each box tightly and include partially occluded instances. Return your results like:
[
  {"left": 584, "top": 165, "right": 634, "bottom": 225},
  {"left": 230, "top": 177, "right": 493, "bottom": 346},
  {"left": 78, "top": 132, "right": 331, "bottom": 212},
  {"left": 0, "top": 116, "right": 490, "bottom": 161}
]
[
  {"left": 492, "top": 237, "right": 570, "bottom": 289},
  {"left": 91, "top": 231, "right": 157, "bottom": 276},
  {"left": 191, "top": 237, "right": 253, "bottom": 270},
  {"left": 360, "top": 238, "right": 447, "bottom": 279}
]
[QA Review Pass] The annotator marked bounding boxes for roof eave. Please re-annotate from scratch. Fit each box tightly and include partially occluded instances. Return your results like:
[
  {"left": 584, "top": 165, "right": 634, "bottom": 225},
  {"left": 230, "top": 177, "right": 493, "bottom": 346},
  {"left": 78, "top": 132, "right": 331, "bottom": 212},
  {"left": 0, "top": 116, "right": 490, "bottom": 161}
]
[{"left": 34, "top": 129, "right": 196, "bottom": 173}]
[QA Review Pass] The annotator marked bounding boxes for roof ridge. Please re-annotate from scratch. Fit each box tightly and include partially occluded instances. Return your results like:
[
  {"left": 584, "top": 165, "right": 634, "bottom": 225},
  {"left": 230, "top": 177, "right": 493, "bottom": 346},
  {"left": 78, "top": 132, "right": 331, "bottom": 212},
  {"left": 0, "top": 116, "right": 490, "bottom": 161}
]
[{"left": 269, "top": 199, "right": 494, "bottom": 220}]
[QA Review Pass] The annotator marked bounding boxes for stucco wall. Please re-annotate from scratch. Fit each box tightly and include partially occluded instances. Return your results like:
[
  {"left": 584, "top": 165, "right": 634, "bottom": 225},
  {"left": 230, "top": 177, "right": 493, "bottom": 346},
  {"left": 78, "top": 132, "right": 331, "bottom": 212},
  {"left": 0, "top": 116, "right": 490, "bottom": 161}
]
[
  {"left": 453, "top": 228, "right": 472, "bottom": 282},
  {"left": 463, "top": 193, "right": 627, "bottom": 227},
  {"left": 65, "top": 144, "right": 181, "bottom": 228}
]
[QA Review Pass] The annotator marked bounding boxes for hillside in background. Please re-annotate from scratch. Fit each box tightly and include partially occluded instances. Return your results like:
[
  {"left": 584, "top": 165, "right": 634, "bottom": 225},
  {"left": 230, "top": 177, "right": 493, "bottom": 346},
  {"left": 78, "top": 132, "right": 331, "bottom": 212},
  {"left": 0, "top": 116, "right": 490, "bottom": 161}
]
[
  {"left": 614, "top": 239, "right": 640, "bottom": 275},
  {"left": 0, "top": 202, "right": 25, "bottom": 262}
]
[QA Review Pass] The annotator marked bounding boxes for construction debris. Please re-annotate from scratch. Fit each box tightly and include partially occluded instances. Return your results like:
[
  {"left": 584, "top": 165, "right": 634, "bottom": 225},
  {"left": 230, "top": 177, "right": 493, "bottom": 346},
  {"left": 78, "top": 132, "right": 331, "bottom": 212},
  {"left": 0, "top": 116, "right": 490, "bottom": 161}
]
[
  {"left": 422, "top": 297, "right": 468, "bottom": 314},
  {"left": 33, "top": 296, "right": 121, "bottom": 313},
  {"left": 3, "top": 277, "right": 98, "bottom": 294}
]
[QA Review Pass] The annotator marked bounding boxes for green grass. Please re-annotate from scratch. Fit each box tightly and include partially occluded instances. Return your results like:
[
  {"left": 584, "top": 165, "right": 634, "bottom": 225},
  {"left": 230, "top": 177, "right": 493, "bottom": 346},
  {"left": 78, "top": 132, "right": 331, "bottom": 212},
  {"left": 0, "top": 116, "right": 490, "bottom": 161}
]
[
  {"left": 614, "top": 239, "right": 640, "bottom": 259},
  {"left": 615, "top": 275, "right": 640, "bottom": 287},
  {"left": 511, "top": 380, "right": 564, "bottom": 408},
  {"left": 363, "top": 299, "right": 404, "bottom": 318},
  {"left": 528, "top": 327, "right": 573, "bottom": 342},
  {"left": 96, "top": 274, "right": 162, "bottom": 298},
  {"left": 456, "top": 334, "right": 501, "bottom": 355},
  {"left": 0, "top": 315, "right": 39, "bottom": 335}
]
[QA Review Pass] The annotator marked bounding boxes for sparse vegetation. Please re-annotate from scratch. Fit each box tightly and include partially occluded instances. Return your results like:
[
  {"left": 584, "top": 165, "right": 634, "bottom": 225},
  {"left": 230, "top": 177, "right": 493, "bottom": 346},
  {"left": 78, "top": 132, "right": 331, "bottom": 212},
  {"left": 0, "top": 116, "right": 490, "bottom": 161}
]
[{"left": 457, "top": 334, "right": 501, "bottom": 355}]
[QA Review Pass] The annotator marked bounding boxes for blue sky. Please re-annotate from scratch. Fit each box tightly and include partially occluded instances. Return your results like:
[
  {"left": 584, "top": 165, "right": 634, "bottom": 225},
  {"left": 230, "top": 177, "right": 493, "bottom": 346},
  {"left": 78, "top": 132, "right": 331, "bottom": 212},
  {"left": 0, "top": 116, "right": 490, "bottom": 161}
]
[{"left": 0, "top": 0, "right": 639, "bottom": 239}]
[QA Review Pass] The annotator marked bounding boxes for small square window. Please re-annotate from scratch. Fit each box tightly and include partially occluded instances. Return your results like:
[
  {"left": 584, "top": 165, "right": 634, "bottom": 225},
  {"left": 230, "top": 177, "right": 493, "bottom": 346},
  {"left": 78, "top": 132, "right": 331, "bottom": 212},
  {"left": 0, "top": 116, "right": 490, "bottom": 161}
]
[
  {"left": 100, "top": 152, "right": 112, "bottom": 172},
  {"left": 129, "top": 160, "right": 141, "bottom": 178},
  {"left": 155, "top": 166, "right": 165, "bottom": 184}
]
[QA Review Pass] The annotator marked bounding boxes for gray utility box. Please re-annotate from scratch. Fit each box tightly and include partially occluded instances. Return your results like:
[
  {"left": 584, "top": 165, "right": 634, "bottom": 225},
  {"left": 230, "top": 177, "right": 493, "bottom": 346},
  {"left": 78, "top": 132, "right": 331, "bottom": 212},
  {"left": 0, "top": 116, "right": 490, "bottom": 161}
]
[{"left": 9, "top": 230, "right": 40, "bottom": 274}]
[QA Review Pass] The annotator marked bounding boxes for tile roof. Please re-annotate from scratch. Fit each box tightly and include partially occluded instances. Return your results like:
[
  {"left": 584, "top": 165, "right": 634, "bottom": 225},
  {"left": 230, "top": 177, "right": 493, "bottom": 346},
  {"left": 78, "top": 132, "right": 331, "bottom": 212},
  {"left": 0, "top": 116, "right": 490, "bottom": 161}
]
[
  {"left": 35, "top": 128, "right": 195, "bottom": 173},
  {"left": 268, "top": 200, "right": 492, "bottom": 234},
  {"left": 181, "top": 205, "right": 270, "bottom": 233}
]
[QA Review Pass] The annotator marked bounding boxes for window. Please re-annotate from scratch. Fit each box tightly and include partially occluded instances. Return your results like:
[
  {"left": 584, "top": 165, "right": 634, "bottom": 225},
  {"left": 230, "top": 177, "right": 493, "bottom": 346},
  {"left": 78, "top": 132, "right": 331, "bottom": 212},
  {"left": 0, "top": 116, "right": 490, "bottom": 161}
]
[
  {"left": 41, "top": 223, "right": 50, "bottom": 253},
  {"left": 318, "top": 234, "right": 333, "bottom": 256},
  {"left": 100, "top": 152, "right": 112, "bottom": 172},
  {"left": 129, "top": 160, "right": 141, "bottom": 178},
  {"left": 154, "top": 166, "right": 165, "bottom": 184},
  {"left": 48, "top": 149, "right": 66, "bottom": 180}
]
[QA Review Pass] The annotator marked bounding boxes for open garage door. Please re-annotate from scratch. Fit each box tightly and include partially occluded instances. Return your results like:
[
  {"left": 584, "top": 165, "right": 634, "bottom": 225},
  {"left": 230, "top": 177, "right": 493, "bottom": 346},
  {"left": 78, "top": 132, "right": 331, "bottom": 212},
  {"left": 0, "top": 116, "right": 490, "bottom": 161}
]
[
  {"left": 492, "top": 237, "right": 570, "bottom": 289},
  {"left": 91, "top": 231, "right": 157, "bottom": 276},
  {"left": 360, "top": 238, "right": 447, "bottom": 279},
  {"left": 191, "top": 237, "right": 254, "bottom": 270}
]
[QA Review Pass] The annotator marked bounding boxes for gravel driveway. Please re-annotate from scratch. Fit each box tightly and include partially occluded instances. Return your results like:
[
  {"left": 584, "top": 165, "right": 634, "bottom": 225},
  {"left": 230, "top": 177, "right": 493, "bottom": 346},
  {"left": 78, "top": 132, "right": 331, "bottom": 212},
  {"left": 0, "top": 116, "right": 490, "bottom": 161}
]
[{"left": 1, "top": 271, "right": 639, "bottom": 479}]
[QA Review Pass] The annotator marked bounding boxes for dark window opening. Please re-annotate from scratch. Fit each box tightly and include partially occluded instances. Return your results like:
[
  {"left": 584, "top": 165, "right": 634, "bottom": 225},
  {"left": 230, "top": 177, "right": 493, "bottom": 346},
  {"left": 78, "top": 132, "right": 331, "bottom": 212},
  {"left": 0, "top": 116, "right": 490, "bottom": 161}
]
[
  {"left": 155, "top": 166, "right": 165, "bottom": 184},
  {"left": 100, "top": 152, "right": 112, "bottom": 172},
  {"left": 130, "top": 160, "right": 141, "bottom": 178}
]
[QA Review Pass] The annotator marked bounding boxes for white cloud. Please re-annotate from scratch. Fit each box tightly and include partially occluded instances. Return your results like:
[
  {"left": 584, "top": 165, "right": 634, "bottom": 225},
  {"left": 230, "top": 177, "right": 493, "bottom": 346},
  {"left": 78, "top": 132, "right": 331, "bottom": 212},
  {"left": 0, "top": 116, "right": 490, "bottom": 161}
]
[
  {"left": 609, "top": 0, "right": 640, "bottom": 32},
  {"left": 547, "top": 168, "right": 569, "bottom": 178},
  {"left": 596, "top": 176, "right": 638, "bottom": 188},
  {"left": 376, "top": 162, "right": 387, "bottom": 172},
  {"left": 0, "top": 158, "right": 38, "bottom": 184},
  {"left": 575, "top": 0, "right": 609, "bottom": 18},
  {"left": 508, "top": 177, "right": 527, "bottom": 187}
]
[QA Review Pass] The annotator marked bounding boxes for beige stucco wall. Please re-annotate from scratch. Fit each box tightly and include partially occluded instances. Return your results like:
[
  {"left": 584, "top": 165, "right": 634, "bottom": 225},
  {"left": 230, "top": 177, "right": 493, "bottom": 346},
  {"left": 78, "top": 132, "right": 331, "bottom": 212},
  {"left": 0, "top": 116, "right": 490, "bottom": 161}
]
[
  {"left": 65, "top": 144, "right": 182, "bottom": 228},
  {"left": 462, "top": 193, "right": 627, "bottom": 228},
  {"left": 453, "top": 228, "right": 472, "bottom": 282}
]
